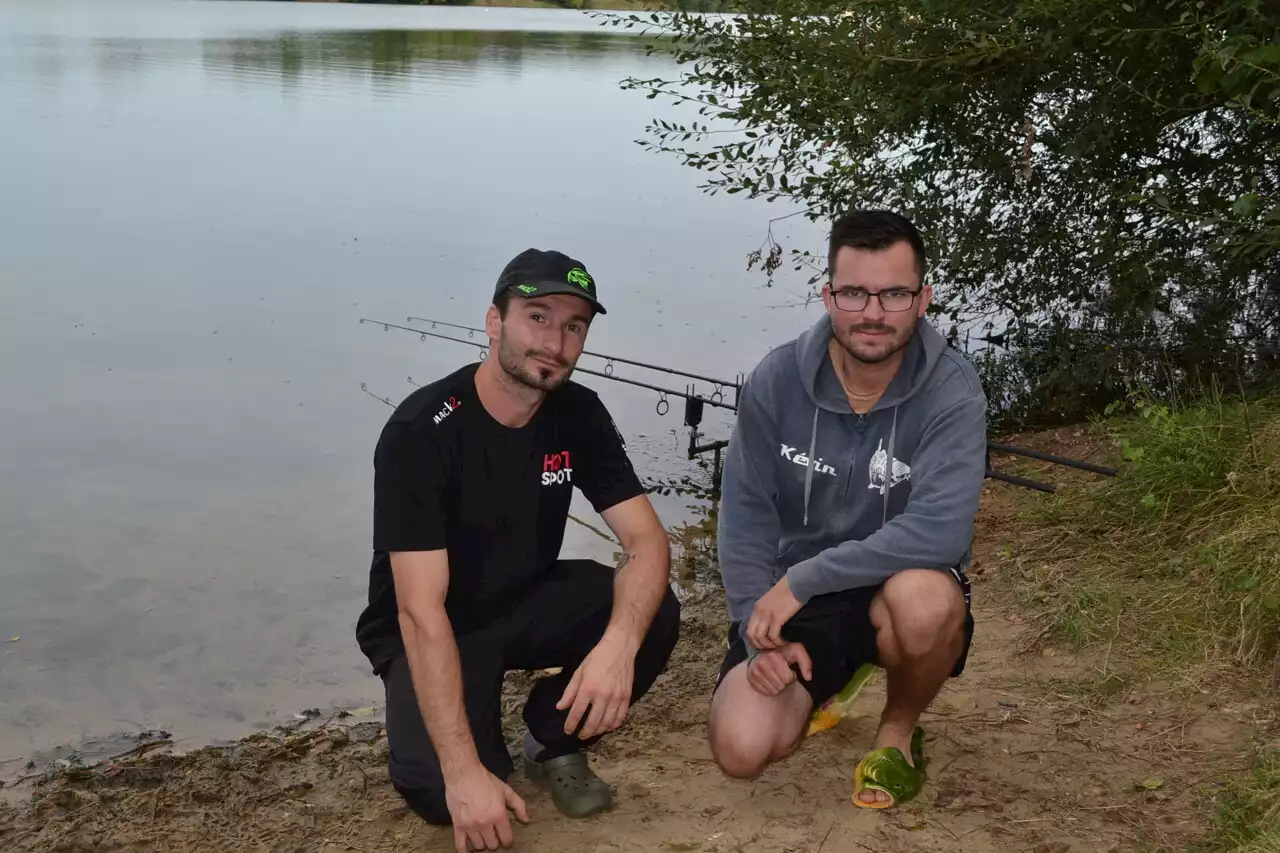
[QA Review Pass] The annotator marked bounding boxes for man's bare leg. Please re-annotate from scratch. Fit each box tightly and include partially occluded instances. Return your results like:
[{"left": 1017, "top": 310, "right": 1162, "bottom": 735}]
[
  {"left": 707, "top": 662, "right": 813, "bottom": 779},
  {"left": 861, "top": 568, "right": 967, "bottom": 805}
]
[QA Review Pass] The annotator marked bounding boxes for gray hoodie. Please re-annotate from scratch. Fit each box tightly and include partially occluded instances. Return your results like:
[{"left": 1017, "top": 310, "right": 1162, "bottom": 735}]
[{"left": 717, "top": 315, "right": 988, "bottom": 647}]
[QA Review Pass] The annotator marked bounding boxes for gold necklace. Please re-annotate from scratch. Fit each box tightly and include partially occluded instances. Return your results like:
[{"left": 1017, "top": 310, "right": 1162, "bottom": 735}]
[{"left": 829, "top": 342, "right": 892, "bottom": 401}]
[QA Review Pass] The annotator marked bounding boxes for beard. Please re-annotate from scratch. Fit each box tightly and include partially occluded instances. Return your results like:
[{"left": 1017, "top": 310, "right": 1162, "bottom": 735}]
[
  {"left": 496, "top": 334, "right": 572, "bottom": 392},
  {"left": 830, "top": 317, "right": 915, "bottom": 365}
]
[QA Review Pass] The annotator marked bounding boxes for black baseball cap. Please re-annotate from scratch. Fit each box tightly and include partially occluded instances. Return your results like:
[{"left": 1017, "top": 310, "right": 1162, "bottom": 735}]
[{"left": 493, "top": 248, "right": 607, "bottom": 315}]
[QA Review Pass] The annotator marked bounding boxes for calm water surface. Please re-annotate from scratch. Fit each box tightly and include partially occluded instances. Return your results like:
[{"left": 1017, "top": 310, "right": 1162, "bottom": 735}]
[{"left": 0, "top": 0, "right": 824, "bottom": 763}]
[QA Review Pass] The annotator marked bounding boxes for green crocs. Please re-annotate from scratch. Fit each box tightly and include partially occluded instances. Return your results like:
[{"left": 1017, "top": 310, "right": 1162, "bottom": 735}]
[
  {"left": 852, "top": 726, "right": 928, "bottom": 809},
  {"left": 523, "top": 752, "right": 613, "bottom": 819}
]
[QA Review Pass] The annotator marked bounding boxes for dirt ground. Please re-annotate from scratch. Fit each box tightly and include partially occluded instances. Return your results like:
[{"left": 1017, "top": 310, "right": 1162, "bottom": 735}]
[{"left": 0, "top": 433, "right": 1270, "bottom": 852}]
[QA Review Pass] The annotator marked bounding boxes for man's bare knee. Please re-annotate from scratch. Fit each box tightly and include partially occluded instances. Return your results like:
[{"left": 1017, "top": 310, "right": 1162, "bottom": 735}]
[
  {"left": 708, "top": 704, "right": 773, "bottom": 779},
  {"left": 880, "top": 569, "right": 966, "bottom": 660},
  {"left": 710, "top": 730, "right": 771, "bottom": 779},
  {"left": 710, "top": 714, "right": 806, "bottom": 779},
  {"left": 708, "top": 667, "right": 809, "bottom": 780}
]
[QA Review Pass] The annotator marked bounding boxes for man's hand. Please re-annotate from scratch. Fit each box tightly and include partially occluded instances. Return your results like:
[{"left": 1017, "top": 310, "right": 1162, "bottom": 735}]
[
  {"left": 556, "top": 634, "right": 636, "bottom": 740},
  {"left": 746, "top": 576, "right": 803, "bottom": 650},
  {"left": 746, "top": 642, "right": 813, "bottom": 696},
  {"left": 445, "top": 766, "right": 529, "bottom": 853}
]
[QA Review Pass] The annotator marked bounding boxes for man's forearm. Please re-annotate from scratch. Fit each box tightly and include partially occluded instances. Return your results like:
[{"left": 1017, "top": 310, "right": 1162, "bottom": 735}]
[
  {"left": 399, "top": 609, "right": 482, "bottom": 781},
  {"left": 602, "top": 536, "right": 669, "bottom": 652}
]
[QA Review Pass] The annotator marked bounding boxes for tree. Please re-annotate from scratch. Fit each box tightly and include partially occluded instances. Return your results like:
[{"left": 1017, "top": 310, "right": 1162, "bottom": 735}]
[{"left": 605, "top": 0, "right": 1280, "bottom": 426}]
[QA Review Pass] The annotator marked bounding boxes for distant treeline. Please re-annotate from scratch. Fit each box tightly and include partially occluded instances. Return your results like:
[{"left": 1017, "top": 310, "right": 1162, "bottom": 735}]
[
  {"left": 290, "top": 0, "right": 735, "bottom": 11},
  {"left": 202, "top": 27, "right": 658, "bottom": 76},
  {"left": 338, "top": 0, "right": 594, "bottom": 7}
]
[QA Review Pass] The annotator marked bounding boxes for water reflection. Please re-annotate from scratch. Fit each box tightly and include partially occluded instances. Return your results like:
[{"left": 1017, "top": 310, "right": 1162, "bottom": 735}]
[
  {"left": 0, "top": 1, "right": 820, "bottom": 765},
  {"left": 671, "top": 494, "right": 720, "bottom": 594},
  {"left": 6, "top": 25, "right": 660, "bottom": 94},
  {"left": 200, "top": 27, "right": 650, "bottom": 89},
  {"left": 200, "top": 29, "right": 654, "bottom": 93}
]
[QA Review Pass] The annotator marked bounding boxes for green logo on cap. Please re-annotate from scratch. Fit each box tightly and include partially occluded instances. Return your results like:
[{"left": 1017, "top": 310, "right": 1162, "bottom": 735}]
[
  {"left": 566, "top": 268, "right": 593, "bottom": 291},
  {"left": 516, "top": 284, "right": 538, "bottom": 294}
]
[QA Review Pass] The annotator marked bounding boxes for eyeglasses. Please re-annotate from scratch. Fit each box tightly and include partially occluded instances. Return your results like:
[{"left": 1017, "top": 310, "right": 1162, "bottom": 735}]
[{"left": 829, "top": 286, "right": 922, "bottom": 313}]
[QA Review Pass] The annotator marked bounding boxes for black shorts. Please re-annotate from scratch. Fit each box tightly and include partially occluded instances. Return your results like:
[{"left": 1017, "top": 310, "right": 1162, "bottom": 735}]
[{"left": 714, "top": 566, "right": 974, "bottom": 707}]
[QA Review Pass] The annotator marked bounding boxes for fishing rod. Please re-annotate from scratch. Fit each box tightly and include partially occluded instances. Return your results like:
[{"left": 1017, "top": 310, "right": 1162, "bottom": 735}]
[
  {"left": 361, "top": 316, "right": 1119, "bottom": 494},
  {"left": 406, "top": 316, "right": 745, "bottom": 397},
  {"left": 361, "top": 319, "right": 739, "bottom": 413}
]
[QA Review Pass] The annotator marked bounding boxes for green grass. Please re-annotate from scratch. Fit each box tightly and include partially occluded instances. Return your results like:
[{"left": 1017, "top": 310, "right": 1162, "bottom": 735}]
[
  {"left": 1007, "top": 387, "right": 1280, "bottom": 852},
  {"left": 1014, "top": 388, "right": 1280, "bottom": 683},
  {"left": 1190, "top": 747, "right": 1280, "bottom": 853}
]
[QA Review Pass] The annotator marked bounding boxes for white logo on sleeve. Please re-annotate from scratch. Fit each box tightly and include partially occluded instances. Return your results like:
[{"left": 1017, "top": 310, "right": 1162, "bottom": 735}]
[
  {"left": 868, "top": 438, "right": 911, "bottom": 493},
  {"left": 779, "top": 443, "right": 837, "bottom": 476},
  {"left": 433, "top": 396, "right": 462, "bottom": 425}
]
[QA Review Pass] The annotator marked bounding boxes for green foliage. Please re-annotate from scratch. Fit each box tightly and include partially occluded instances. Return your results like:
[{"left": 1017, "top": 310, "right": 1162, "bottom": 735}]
[
  {"left": 1019, "top": 388, "right": 1279, "bottom": 679},
  {"left": 1190, "top": 746, "right": 1280, "bottom": 853},
  {"left": 603, "top": 0, "right": 1280, "bottom": 427}
]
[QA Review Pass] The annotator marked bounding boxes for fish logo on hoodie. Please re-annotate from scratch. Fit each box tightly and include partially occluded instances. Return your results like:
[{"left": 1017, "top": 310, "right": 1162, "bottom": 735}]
[{"left": 868, "top": 438, "right": 911, "bottom": 494}]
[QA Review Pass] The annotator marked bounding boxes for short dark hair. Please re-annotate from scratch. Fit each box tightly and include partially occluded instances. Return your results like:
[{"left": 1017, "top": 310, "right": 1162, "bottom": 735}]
[{"left": 827, "top": 209, "right": 927, "bottom": 282}]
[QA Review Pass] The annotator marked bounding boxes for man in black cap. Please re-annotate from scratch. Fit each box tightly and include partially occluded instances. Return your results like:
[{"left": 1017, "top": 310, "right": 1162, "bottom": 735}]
[{"left": 356, "top": 249, "right": 681, "bottom": 852}]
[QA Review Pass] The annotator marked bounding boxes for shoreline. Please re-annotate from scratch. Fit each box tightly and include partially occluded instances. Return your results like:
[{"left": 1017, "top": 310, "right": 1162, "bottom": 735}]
[
  {"left": 3, "top": 567, "right": 1266, "bottom": 852},
  {"left": 0, "top": 501, "right": 718, "bottom": 800},
  {"left": 3, "top": 425, "right": 1273, "bottom": 852}
]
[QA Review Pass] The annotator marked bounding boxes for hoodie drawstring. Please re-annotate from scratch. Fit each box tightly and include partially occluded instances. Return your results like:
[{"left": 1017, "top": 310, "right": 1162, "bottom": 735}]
[
  {"left": 803, "top": 402, "right": 897, "bottom": 529},
  {"left": 883, "top": 406, "right": 898, "bottom": 527},
  {"left": 803, "top": 405, "right": 819, "bottom": 526}
]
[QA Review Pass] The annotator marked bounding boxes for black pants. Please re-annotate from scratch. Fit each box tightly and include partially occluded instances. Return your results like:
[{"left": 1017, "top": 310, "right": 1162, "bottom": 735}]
[
  {"left": 714, "top": 565, "right": 974, "bottom": 707},
  {"left": 382, "top": 559, "right": 682, "bottom": 825}
]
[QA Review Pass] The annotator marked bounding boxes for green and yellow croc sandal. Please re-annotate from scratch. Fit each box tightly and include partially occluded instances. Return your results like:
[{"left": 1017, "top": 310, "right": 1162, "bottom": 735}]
[
  {"left": 852, "top": 726, "right": 928, "bottom": 809},
  {"left": 805, "top": 662, "right": 879, "bottom": 738}
]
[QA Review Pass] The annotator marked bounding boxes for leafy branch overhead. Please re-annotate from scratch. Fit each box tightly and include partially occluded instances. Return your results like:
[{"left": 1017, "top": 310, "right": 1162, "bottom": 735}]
[{"left": 603, "top": 0, "right": 1280, "bottom": 426}]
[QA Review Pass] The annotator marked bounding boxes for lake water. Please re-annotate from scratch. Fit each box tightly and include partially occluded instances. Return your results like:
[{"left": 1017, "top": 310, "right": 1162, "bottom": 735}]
[{"left": 0, "top": 0, "right": 825, "bottom": 763}]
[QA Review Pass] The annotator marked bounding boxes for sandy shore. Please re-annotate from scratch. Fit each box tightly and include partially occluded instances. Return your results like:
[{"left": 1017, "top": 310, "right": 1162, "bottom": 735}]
[{"left": 1, "top": 434, "right": 1268, "bottom": 852}]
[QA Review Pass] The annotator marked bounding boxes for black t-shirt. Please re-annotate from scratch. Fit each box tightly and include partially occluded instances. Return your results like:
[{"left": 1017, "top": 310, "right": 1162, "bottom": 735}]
[{"left": 355, "top": 362, "right": 646, "bottom": 675}]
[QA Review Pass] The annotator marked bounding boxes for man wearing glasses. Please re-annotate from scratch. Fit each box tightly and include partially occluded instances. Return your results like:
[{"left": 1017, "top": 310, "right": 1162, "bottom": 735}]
[{"left": 707, "top": 209, "right": 988, "bottom": 809}]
